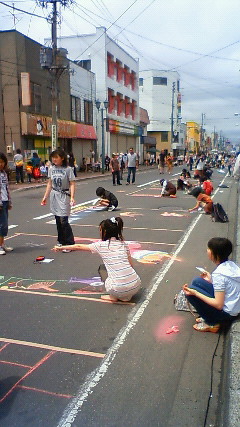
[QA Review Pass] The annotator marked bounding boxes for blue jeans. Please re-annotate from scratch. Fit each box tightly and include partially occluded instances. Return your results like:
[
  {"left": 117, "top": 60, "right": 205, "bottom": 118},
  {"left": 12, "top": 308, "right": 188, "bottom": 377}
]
[
  {"left": 0, "top": 201, "right": 9, "bottom": 237},
  {"left": 127, "top": 167, "right": 136, "bottom": 183},
  {"left": 186, "top": 277, "right": 232, "bottom": 325},
  {"left": 16, "top": 166, "right": 24, "bottom": 183}
]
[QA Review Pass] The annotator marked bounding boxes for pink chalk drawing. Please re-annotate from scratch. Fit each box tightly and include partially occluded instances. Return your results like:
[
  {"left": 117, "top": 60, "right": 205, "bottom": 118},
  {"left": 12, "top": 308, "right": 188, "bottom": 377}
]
[
  {"left": 121, "top": 212, "right": 143, "bottom": 218},
  {"left": 166, "top": 325, "right": 179, "bottom": 334},
  {"left": 28, "top": 281, "right": 59, "bottom": 292},
  {"left": 154, "top": 315, "right": 184, "bottom": 342},
  {"left": 130, "top": 193, "right": 160, "bottom": 198},
  {"left": 161, "top": 212, "right": 188, "bottom": 217}
]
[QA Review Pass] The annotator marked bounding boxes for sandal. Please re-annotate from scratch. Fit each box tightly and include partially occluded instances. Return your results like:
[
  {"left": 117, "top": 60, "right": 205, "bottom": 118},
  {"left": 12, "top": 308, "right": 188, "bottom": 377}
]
[
  {"left": 101, "top": 295, "right": 118, "bottom": 302},
  {"left": 196, "top": 317, "right": 204, "bottom": 324},
  {"left": 193, "top": 322, "right": 220, "bottom": 333}
]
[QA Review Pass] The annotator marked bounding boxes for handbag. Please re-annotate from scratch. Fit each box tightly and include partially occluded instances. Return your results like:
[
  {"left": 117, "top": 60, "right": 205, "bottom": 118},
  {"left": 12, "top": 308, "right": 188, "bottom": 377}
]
[
  {"left": 174, "top": 289, "right": 197, "bottom": 315},
  {"left": 16, "top": 160, "right": 23, "bottom": 167}
]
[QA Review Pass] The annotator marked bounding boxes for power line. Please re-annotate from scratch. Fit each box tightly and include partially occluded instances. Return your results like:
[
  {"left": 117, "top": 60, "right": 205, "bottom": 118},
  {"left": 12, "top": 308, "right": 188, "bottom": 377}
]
[
  {"left": 72, "top": 0, "right": 140, "bottom": 61},
  {"left": 0, "top": 1, "right": 47, "bottom": 19}
]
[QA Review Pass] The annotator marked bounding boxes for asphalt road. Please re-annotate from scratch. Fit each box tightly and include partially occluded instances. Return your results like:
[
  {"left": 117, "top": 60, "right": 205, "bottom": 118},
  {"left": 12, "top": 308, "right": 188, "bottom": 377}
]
[{"left": 0, "top": 166, "right": 237, "bottom": 426}]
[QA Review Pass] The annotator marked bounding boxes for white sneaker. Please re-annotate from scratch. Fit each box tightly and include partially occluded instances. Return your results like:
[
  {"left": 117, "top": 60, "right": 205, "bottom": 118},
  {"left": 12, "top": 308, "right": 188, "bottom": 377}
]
[
  {"left": 108, "top": 206, "right": 116, "bottom": 211},
  {"left": 62, "top": 249, "right": 72, "bottom": 253},
  {"left": 56, "top": 243, "right": 62, "bottom": 247},
  {"left": 0, "top": 247, "right": 6, "bottom": 255},
  {"left": 3, "top": 246, "right": 13, "bottom": 252}
]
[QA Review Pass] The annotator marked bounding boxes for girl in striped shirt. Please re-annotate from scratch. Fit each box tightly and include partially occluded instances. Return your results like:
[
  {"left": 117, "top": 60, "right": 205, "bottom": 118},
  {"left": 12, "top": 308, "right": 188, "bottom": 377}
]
[{"left": 53, "top": 217, "right": 141, "bottom": 302}]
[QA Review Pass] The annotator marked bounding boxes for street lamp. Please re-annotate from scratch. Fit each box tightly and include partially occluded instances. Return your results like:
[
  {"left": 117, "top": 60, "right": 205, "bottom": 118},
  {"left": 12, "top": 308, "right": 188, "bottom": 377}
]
[{"left": 95, "top": 99, "right": 109, "bottom": 174}]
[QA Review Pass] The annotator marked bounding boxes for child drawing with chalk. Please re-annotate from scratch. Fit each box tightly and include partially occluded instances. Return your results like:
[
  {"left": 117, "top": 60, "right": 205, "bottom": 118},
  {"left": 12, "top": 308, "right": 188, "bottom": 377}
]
[
  {"left": 94, "top": 187, "right": 118, "bottom": 211},
  {"left": 188, "top": 187, "right": 213, "bottom": 214},
  {"left": 52, "top": 217, "right": 141, "bottom": 302},
  {"left": 183, "top": 238, "right": 240, "bottom": 333},
  {"left": 41, "top": 149, "right": 75, "bottom": 251}
]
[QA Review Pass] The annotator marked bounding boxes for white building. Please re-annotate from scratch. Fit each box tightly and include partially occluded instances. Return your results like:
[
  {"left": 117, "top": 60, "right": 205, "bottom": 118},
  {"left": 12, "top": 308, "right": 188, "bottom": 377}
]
[
  {"left": 139, "top": 70, "right": 182, "bottom": 154},
  {"left": 69, "top": 60, "right": 97, "bottom": 165},
  {"left": 47, "top": 27, "right": 140, "bottom": 158}
]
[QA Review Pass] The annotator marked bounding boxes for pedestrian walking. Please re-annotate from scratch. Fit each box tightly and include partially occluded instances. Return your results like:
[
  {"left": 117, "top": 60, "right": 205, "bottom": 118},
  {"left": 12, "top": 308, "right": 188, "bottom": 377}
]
[
  {"left": 183, "top": 238, "right": 240, "bottom": 333},
  {"left": 13, "top": 148, "right": 24, "bottom": 184},
  {"left": 166, "top": 154, "right": 173, "bottom": 174},
  {"left": 105, "top": 155, "right": 110, "bottom": 171},
  {"left": 31, "top": 152, "right": 41, "bottom": 181},
  {"left": 159, "top": 149, "right": 166, "bottom": 174},
  {"left": 26, "top": 161, "right": 33, "bottom": 183},
  {"left": 0, "top": 153, "right": 13, "bottom": 255},
  {"left": 68, "top": 152, "right": 77, "bottom": 177},
  {"left": 110, "top": 153, "right": 121, "bottom": 186},
  {"left": 53, "top": 216, "right": 141, "bottom": 302},
  {"left": 126, "top": 147, "right": 138, "bottom": 185},
  {"left": 41, "top": 149, "right": 75, "bottom": 251}
]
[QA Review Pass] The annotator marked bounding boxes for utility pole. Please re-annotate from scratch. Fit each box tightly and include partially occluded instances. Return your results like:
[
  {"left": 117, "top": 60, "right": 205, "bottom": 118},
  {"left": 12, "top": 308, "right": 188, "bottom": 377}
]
[
  {"left": 171, "top": 82, "right": 175, "bottom": 151},
  {"left": 39, "top": 0, "right": 71, "bottom": 151},
  {"left": 200, "top": 113, "right": 205, "bottom": 152}
]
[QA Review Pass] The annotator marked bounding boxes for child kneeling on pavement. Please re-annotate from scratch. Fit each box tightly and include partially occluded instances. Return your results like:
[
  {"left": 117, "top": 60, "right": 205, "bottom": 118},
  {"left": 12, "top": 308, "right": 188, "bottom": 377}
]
[
  {"left": 95, "top": 187, "right": 118, "bottom": 211},
  {"left": 53, "top": 217, "right": 141, "bottom": 302}
]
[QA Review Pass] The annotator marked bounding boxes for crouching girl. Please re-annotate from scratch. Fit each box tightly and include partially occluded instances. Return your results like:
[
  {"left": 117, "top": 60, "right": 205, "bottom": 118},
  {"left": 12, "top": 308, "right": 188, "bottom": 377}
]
[{"left": 53, "top": 217, "right": 141, "bottom": 302}]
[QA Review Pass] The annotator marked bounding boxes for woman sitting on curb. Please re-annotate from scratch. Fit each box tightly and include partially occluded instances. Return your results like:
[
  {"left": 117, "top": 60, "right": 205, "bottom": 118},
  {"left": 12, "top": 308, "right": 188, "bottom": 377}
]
[{"left": 183, "top": 237, "right": 240, "bottom": 333}]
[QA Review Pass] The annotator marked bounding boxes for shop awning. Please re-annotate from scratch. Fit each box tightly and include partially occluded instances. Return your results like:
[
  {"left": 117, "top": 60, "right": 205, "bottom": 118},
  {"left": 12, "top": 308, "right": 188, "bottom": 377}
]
[{"left": 76, "top": 123, "right": 96, "bottom": 140}]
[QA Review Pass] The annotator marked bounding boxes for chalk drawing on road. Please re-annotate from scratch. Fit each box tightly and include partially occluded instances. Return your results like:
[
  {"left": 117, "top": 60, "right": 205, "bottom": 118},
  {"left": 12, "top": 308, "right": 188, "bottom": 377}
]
[
  {"left": 130, "top": 250, "right": 180, "bottom": 265},
  {"left": 120, "top": 212, "right": 143, "bottom": 218},
  {"left": 0, "top": 276, "right": 105, "bottom": 296},
  {"left": 160, "top": 212, "right": 189, "bottom": 217}
]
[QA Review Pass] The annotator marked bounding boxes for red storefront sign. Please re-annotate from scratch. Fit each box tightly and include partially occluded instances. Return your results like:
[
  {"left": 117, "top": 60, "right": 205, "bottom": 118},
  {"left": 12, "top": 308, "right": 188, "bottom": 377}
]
[{"left": 21, "top": 112, "right": 96, "bottom": 139}]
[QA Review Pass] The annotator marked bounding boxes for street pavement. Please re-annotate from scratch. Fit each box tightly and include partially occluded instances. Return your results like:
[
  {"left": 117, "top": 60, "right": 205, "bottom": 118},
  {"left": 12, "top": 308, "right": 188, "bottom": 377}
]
[{"left": 0, "top": 165, "right": 239, "bottom": 426}]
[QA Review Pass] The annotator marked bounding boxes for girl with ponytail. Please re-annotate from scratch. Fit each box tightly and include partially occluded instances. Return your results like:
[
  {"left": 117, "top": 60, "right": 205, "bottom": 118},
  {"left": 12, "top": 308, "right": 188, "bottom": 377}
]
[{"left": 53, "top": 216, "right": 141, "bottom": 302}]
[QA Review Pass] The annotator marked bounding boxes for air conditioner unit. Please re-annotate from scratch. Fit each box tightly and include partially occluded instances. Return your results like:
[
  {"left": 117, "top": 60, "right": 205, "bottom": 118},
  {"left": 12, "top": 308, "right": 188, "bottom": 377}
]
[{"left": 6, "top": 145, "right": 12, "bottom": 154}]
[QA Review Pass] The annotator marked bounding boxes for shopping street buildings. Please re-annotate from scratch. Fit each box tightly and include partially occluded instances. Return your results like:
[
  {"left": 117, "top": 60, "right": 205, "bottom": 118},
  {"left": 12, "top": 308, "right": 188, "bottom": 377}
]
[
  {"left": 139, "top": 69, "right": 183, "bottom": 155},
  {"left": 0, "top": 29, "right": 97, "bottom": 163},
  {"left": 47, "top": 27, "right": 140, "bottom": 158}
]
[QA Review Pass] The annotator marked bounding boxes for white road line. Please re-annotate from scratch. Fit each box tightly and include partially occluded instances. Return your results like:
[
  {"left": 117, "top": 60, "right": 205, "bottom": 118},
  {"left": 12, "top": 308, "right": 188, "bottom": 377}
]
[
  {"left": 33, "top": 213, "right": 53, "bottom": 220},
  {"left": 33, "top": 199, "right": 98, "bottom": 220},
  {"left": 8, "top": 225, "right": 18, "bottom": 229},
  {"left": 56, "top": 195, "right": 214, "bottom": 427},
  {"left": 137, "top": 179, "right": 159, "bottom": 188}
]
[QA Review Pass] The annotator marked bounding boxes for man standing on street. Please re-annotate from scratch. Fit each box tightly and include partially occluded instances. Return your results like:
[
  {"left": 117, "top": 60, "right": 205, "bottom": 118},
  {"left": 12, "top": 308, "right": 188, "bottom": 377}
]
[
  {"left": 126, "top": 147, "right": 138, "bottom": 185},
  {"left": 110, "top": 153, "right": 122, "bottom": 186}
]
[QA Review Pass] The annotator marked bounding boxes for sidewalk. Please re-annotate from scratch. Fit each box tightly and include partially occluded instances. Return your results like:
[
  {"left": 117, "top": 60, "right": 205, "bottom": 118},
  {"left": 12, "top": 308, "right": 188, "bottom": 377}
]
[{"left": 9, "top": 164, "right": 156, "bottom": 192}]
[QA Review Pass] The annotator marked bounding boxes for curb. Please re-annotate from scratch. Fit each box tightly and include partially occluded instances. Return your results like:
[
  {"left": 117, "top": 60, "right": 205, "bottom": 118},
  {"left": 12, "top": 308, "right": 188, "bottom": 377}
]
[
  {"left": 9, "top": 165, "right": 158, "bottom": 192},
  {"left": 227, "top": 180, "right": 240, "bottom": 427}
]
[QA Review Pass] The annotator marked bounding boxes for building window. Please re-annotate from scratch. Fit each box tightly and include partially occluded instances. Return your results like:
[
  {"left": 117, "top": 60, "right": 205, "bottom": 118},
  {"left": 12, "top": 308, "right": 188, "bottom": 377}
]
[
  {"left": 124, "top": 66, "right": 131, "bottom": 86},
  {"left": 125, "top": 96, "right": 130, "bottom": 117},
  {"left": 116, "top": 60, "right": 123, "bottom": 82},
  {"left": 31, "top": 83, "right": 41, "bottom": 113},
  {"left": 161, "top": 131, "right": 168, "bottom": 142},
  {"left": 107, "top": 53, "right": 114, "bottom": 78},
  {"left": 153, "top": 77, "right": 167, "bottom": 86},
  {"left": 84, "top": 100, "right": 93, "bottom": 125},
  {"left": 139, "top": 78, "right": 143, "bottom": 86},
  {"left": 71, "top": 96, "right": 81, "bottom": 122},
  {"left": 108, "top": 88, "right": 115, "bottom": 114}
]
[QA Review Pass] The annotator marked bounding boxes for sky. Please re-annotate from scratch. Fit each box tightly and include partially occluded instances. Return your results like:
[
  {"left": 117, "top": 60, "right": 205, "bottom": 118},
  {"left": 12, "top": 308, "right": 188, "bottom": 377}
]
[{"left": 1, "top": 0, "right": 240, "bottom": 144}]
